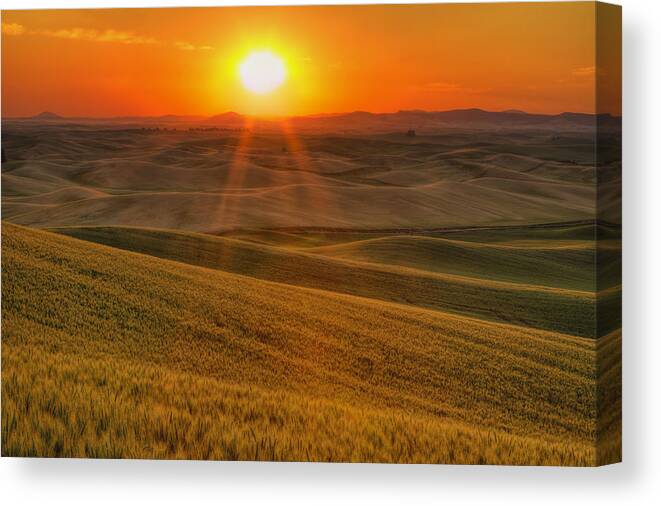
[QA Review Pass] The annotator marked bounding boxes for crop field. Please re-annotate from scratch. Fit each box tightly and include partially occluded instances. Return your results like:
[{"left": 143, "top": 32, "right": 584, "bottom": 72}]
[
  {"left": 1, "top": 126, "right": 603, "bottom": 232},
  {"left": 1, "top": 124, "right": 621, "bottom": 464}
]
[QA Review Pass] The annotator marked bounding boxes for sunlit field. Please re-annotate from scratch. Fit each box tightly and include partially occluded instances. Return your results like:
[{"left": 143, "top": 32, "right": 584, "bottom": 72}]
[
  {"left": 2, "top": 222, "right": 619, "bottom": 464},
  {"left": 2, "top": 121, "right": 621, "bottom": 465}
]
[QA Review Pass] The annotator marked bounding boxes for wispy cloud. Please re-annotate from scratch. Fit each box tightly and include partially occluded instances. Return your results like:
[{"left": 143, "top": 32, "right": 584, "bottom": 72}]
[
  {"left": 419, "top": 82, "right": 462, "bottom": 92},
  {"left": 572, "top": 66, "right": 596, "bottom": 77},
  {"left": 38, "top": 27, "right": 159, "bottom": 45},
  {"left": 2, "top": 21, "right": 212, "bottom": 51},
  {"left": 173, "top": 41, "right": 213, "bottom": 51},
  {"left": 557, "top": 65, "right": 602, "bottom": 86},
  {"left": 2, "top": 22, "right": 26, "bottom": 36},
  {"left": 414, "top": 82, "right": 488, "bottom": 94}
]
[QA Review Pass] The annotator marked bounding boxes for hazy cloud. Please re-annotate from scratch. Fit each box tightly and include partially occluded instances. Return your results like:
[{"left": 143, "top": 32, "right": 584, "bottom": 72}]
[
  {"left": 38, "top": 27, "right": 159, "bottom": 45},
  {"left": 419, "top": 82, "right": 462, "bottom": 92},
  {"left": 415, "top": 82, "right": 488, "bottom": 94},
  {"left": 2, "top": 22, "right": 26, "bottom": 36},
  {"left": 173, "top": 41, "right": 213, "bottom": 51},
  {"left": 1, "top": 21, "right": 212, "bottom": 51},
  {"left": 572, "top": 66, "right": 596, "bottom": 77}
]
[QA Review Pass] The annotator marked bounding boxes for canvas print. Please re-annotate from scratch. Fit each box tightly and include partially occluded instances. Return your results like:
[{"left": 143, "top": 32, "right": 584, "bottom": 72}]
[{"left": 0, "top": 2, "right": 621, "bottom": 465}]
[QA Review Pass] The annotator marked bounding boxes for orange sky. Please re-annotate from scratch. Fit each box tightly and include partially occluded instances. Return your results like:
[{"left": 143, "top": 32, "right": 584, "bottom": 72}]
[{"left": 1, "top": 3, "right": 621, "bottom": 117}]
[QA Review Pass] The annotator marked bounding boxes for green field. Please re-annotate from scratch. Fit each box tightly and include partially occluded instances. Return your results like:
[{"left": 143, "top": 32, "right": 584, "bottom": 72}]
[{"left": 53, "top": 225, "right": 607, "bottom": 337}]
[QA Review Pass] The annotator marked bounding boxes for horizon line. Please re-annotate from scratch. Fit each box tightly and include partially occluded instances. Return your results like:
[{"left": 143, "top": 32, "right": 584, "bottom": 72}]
[{"left": 2, "top": 107, "right": 620, "bottom": 121}]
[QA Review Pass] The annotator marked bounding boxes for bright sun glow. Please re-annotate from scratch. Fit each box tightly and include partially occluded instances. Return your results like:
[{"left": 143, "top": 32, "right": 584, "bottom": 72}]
[{"left": 239, "top": 51, "right": 287, "bottom": 94}]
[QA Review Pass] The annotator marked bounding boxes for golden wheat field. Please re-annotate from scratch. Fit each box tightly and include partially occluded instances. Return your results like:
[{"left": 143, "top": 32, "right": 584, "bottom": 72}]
[{"left": 1, "top": 123, "right": 621, "bottom": 465}]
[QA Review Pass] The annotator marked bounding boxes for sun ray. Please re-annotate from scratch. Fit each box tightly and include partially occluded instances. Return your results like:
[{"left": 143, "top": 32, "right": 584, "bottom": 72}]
[{"left": 213, "top": 116, "right": 255, "bottom": 234}]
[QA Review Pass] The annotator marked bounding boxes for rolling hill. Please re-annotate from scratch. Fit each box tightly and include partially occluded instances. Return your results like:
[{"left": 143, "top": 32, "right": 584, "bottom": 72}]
[
  {"left": 2, "top": 127, "right": 603, "bottom": 232},
  {"left": 305, "top": 234, "right": 596, "bottom": 290},
  {"left": 0, "top": 119, "right": 621, "bottom": 465},
  {"left": 2, "top": 222, "right": 612, "bottom": 463},
  {"left": 52, "top": 225, "right": 603, "bottom": 337}
]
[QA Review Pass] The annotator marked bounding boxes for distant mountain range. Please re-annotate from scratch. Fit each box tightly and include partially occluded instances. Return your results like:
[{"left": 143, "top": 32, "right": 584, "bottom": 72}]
[{"left": 6, "top": 108, "right": 621, "bottom": 133}]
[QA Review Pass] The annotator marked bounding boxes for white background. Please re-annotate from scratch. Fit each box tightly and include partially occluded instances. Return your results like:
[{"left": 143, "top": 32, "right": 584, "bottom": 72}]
[{"left": 0, "top": 0, "right": 659, "bottom": 504}]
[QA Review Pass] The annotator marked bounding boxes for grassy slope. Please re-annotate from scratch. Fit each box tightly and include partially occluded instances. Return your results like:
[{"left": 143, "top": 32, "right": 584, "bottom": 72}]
[
  {"left": 2, "top": 345, "right": 595, "bottom": 464},
  {"left": 2, "top": 223, "right": 600, "bottom": 463},
  {"left": 220, "top": 222, "right": 613, "bottom": 247},
  {"left": 8, "top": 181, "right": 593, "bottom": 232},
  {"left": 306, "top": 235, "right": 595, "bottom": 291},
  {"left": 53, "top": 226, "right": 599, "bottom": 337}
]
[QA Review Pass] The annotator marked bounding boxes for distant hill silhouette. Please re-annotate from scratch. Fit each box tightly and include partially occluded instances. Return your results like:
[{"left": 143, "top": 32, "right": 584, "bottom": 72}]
[
  {"left": 31, "top": 111, "right": 64, "bottom": 120},
  {"left": 200, "top": 108, "right": 621, "bottom": 133},
  {"left": 282, "top": 108, "right": 621, "bottom": 132},
  {"left": 204, "top": 112, "right": 245, "bottom": 126},
  {"left": 7, "top": 108, "right": 620, "bottom": 133}
]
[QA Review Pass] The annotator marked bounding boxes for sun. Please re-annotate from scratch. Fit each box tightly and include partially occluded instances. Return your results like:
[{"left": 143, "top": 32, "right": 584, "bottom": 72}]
[{"left": 239, "top": 51, "right": 287, "bottom": 94}]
